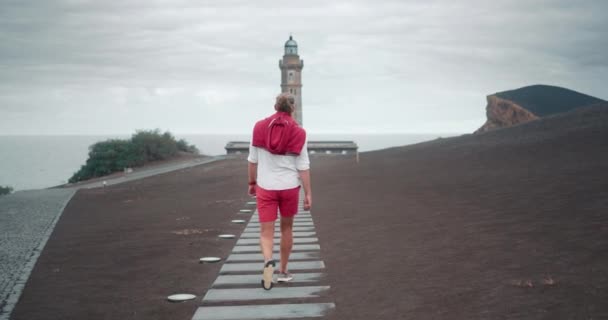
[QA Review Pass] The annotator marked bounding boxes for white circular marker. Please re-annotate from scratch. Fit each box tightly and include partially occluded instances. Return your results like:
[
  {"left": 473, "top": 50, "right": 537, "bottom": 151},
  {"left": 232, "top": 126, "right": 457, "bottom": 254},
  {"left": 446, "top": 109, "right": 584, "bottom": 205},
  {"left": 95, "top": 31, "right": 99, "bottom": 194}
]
[
  {"left": 199, "top": 257, "right": 221, "bottom": 263},
  {"left": 218, "top": 234, "right": 235, "bottom": 239},
  {"left": 247, "top": 201, "right": 256, "bottom": 205},
  {"left": 167, "top": 293, "right": 196, "bottom": 302},
  {"left": 231, "top": 219, "right": 246, "bottom": 224},
  {"left": 239, "top": 209, "right": 252, "bottom": 213}
]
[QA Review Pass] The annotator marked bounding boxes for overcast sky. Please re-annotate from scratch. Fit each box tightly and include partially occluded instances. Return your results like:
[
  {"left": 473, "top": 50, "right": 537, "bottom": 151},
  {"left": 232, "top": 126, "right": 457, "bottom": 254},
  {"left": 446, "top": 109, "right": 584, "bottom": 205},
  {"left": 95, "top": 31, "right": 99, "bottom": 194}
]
[{"left": 1, "top": 0, "right": 607, "bottom": 135}]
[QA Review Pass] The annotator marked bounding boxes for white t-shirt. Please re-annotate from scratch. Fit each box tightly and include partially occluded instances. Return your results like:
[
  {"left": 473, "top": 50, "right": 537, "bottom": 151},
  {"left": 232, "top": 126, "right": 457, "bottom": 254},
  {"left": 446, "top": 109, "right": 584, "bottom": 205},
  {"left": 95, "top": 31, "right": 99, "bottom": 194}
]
[{"left": 248, "top": 140, "right": 310, "bottom": 190}]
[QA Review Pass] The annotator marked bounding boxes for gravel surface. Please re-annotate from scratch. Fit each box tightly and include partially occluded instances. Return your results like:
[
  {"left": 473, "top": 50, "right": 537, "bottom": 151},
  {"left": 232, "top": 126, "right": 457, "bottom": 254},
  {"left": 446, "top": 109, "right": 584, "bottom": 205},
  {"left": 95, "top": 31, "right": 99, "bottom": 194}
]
[
  {"left": 10, "top": 159, "right": 250, "bottom": 320},
  {"left": 1, "top": 156, "right": 225, "bottom": 319},
  {"left": 0, "top": 189, "right": 75, "bottom": 320}
]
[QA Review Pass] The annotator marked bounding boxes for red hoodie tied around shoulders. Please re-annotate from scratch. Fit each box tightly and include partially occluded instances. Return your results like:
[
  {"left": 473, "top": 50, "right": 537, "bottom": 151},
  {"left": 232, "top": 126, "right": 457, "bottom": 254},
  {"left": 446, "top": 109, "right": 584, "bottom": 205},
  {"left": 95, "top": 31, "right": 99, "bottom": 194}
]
[{"left": 252, "top": 111, "right": 306, "bottom": 156}]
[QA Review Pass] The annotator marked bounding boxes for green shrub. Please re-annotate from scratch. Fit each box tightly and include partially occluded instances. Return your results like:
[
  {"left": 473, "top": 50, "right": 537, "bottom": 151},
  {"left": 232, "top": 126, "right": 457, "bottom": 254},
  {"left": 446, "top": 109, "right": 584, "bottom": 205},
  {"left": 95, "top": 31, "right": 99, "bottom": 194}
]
[
  {"left": 177, "top": 139, "right": 199, "bottom": 153},
  {"left": 0, "top": 185, "right": 13, "bottom": 196},
  {"left": 68, "top": 129, "right": 198, "bottom": 183}
]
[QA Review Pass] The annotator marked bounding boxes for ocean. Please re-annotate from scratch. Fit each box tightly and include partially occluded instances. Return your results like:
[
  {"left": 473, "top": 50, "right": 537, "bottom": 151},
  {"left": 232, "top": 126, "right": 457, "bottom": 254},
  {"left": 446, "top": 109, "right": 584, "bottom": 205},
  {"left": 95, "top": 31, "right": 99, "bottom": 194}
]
[{"left": 0, "top": 133, "right": 452, "bottom": 191}]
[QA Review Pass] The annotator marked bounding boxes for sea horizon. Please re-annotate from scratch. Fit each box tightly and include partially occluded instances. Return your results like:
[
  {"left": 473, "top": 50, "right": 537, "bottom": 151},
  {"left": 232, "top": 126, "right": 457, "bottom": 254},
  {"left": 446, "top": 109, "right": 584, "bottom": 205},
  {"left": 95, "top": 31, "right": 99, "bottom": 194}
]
[{"left": 0, "top": 132, "right": 462, "bottom": 191}]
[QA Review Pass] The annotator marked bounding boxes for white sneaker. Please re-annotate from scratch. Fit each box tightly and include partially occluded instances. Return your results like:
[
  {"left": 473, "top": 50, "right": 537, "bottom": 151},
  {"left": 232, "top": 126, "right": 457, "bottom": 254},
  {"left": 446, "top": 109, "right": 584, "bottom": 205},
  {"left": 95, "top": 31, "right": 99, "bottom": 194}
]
[{"left": 277, "top": 272, "right": 294, "bottom": 283}]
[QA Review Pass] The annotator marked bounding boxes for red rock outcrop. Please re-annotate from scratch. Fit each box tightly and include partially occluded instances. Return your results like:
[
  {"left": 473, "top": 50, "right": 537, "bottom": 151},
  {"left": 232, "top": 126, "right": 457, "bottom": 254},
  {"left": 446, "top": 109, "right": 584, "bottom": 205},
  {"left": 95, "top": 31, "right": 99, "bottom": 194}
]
[{"left": 475, "top": 95, "right": 539, "bottom": 133}]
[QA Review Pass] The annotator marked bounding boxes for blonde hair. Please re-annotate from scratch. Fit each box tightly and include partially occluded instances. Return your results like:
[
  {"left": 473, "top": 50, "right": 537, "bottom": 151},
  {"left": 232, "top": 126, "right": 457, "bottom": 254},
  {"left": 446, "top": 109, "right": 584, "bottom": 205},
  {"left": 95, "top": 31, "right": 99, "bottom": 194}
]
[{"left": 274, "top": 93, "right": 295, "bottom": 113}]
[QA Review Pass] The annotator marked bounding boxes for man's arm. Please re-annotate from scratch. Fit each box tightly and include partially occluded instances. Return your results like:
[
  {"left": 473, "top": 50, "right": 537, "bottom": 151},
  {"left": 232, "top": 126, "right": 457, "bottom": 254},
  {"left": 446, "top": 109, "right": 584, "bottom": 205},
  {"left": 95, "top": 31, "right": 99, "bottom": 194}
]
[
  {"left": 248, "top": 161, "right": 258, "bottom": 183},
  {"left": 295, "top": 139, "right": 311, "bottom": 210},
  {"left": 298, "top": 169, "right": 312, "bottom": 210},
  {"left": 247, "top": 140, "right": 258, "bottom": 196}
]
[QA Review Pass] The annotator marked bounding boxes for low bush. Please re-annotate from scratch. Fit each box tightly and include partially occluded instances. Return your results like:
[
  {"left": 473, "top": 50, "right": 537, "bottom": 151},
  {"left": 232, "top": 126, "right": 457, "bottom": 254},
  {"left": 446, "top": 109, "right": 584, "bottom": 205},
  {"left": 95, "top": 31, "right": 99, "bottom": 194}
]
[
  {"left": 177, "top": 139, "right": 199, "bottom": 153},
  {"left": 0, "top": 185, "right": 13, "bottom": 196},
  {"left": 69, "top": 129, "right": 198, "bottom": 183}
]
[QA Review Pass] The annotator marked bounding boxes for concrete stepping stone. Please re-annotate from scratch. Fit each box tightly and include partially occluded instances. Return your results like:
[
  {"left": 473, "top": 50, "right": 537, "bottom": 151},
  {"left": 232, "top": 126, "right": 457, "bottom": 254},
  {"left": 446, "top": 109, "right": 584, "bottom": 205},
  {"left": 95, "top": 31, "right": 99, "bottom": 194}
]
[
  {"left": 247, "top": 222, "right": 314, "bottom": 230},
  {"left": 236, "top": 237, "right": 318, "bottom": 245},
  {"left": 220, "top": 261, "right": 324, "bottom": 273},
  {"left": 167, "top": 293, "right": 196, "bottom": 302},
  {"left": 247, "top": 214, "right": 311, "bottom": 219},
  {"left": 192, "top": 302, "right": 335, "bottom": 320},
  {"left": 248, "top": 214, "right": 311, "bottom": 221},
  {"left": 249, "top": 218, "right": 314, "bottom": 226},
  {"left": 245, "top": 221, "right": 312, "bottom": 226},
  {"left": 244, "top": 226, "right": 314, "bottom": 233},
  {"left": 212, "top": 272, "right": 324, "bottom": 286},
  {"left": 202, "top": 286, "right": 330, "bottom": 302},
  {"left": 239, "top": 231, "right": 316, "bottom": 238},
  {"left": 232, "top": 244, "right": 320, "bottom": 253},
  {"left": 226, "top": 252, "right": 320, "bottom": 262},
  {"left": 249, "top": 217, "right": 313, "bottom": 224},
  {"left": 247, "top": 222, "right": 314, "bottom": 227},
  {"left": 290, "top": 221, "right": 314, "bottom": 225},
  {"left": 250, "top": 215, "right": 312, "bottom": 220}
]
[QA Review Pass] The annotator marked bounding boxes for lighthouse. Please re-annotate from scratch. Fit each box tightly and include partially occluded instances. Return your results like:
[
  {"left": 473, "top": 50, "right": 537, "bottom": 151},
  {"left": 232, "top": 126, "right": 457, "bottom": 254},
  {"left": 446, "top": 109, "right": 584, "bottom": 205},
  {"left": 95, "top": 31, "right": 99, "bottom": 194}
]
[
  {"left": 225, "top": 36, "right": 358, "bottom": 156},
  {"left": 279, "top": 35, "right": 304, "bottom": 125}
]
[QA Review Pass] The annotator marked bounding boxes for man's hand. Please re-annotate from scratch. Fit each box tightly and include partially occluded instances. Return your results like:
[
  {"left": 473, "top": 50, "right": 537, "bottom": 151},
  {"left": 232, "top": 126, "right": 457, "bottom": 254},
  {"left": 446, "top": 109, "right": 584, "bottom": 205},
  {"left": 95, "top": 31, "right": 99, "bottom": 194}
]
[
  {"left": 303, "top": 193, "right": 312, "bottom": 211},
  {"left": 298, "top": 169, "right": 312, "bottom": 211},
  {"left": 248, "top": 162, "right": 257, "bottom": 197}
]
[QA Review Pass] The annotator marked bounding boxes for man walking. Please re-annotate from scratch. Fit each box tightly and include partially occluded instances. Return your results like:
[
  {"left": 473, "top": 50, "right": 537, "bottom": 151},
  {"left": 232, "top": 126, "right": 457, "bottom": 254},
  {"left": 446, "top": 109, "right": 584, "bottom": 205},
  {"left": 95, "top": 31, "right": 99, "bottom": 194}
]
[{"left": 247, "top": 93, "right": 312, "bottom": 290}]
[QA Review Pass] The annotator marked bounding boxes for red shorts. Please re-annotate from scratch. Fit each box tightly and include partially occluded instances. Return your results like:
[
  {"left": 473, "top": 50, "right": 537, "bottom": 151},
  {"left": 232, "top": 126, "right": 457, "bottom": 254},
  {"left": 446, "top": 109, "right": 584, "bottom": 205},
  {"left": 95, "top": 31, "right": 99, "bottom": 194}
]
[{"left": 256, "top": 185, "right": 300, "bottom": 223}]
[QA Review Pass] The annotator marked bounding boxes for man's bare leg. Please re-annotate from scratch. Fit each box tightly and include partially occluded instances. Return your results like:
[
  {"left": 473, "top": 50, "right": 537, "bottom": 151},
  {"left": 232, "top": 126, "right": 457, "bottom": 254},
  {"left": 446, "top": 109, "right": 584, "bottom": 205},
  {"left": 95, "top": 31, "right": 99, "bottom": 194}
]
[
  {"left": 260, "top": 221, "right": 275, "bottom": 262},
  {"left": 279, "top": 217, "right": 294, "bottom": 273},
  {"left": 260, "top": 221, "right": 276, "bottom": 289}
]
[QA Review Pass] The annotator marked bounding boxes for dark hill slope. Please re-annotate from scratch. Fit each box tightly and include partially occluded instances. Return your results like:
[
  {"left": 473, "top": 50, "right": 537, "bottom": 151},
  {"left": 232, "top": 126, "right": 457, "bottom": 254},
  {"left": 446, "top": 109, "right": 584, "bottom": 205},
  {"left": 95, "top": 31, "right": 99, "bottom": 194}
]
[
  {"left": 476, "top": 84, "right": 607, "bottom": 133},
  {"left": 314, "top": 105, "right": 608, "bottom": 319},
  {"left": 495, "top": 84, "right": 606, "bottom": 117}
]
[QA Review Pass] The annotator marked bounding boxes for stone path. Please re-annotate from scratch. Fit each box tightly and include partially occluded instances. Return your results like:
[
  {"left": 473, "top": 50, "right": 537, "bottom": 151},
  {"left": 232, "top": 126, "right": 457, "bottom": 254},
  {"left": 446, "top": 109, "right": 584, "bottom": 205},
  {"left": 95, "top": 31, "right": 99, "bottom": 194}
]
[
  {"left": 192, "top": 195, "right": 335, "bottom": 320},
  {"left": 0, "top": 189, "right": 76, "bottom": 320},
  {"left": 74, "top": 156, "right": 225, "bottom": 189}
]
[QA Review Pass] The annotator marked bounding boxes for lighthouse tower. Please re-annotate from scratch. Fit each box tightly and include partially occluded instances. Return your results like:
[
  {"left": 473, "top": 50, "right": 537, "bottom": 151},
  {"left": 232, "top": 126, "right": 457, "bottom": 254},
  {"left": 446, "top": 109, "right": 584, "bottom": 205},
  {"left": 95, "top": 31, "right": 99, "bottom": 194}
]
[
  {"left": 279, "top": 35, "right": 304, "bottom": 125},
  {"left": 224, "top": 36, "right": 358, "bottom": 155}
]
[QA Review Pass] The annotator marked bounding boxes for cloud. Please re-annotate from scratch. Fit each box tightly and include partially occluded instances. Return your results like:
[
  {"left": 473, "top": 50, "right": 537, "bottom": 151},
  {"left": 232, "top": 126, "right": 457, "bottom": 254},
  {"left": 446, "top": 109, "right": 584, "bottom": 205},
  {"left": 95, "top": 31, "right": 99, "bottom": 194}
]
[{"left": 0, "top": 0, "right": 607, "bottom": 134}]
